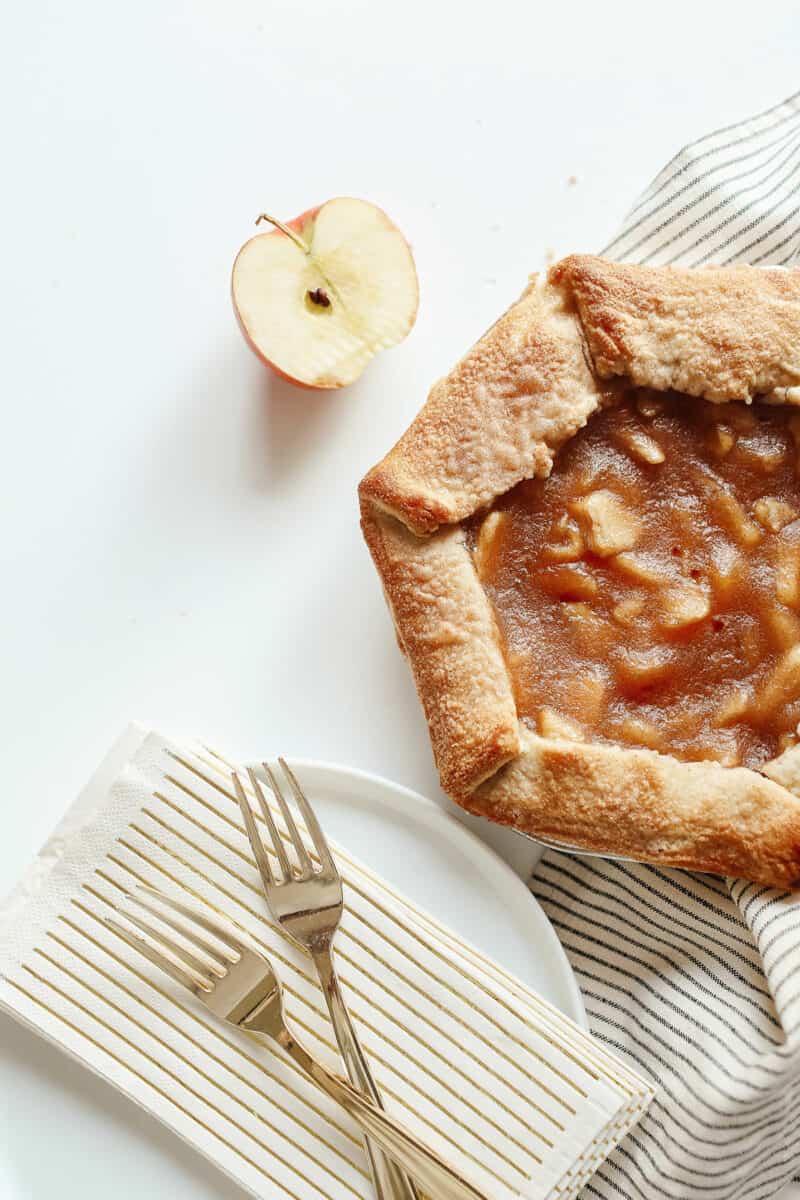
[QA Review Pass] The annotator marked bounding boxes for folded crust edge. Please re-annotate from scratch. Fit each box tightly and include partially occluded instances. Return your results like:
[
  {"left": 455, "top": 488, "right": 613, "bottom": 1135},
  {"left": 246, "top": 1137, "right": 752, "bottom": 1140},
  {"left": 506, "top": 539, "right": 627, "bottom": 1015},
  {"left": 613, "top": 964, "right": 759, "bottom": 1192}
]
[
  {"left": 360, "top": 500, "right": 519, "bottom": 794},
  {"left": 460, "top": 730, "right": 800, "bottom": 888},
  {"left": 359, "top": 255, "right": 800, "bottom": 884}
]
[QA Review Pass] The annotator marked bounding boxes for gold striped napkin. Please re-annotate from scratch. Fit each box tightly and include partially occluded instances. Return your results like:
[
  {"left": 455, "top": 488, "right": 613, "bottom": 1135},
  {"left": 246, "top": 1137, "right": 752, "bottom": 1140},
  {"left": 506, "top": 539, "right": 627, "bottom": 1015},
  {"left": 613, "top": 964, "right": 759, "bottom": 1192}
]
[{"left": 0, "top": 726, "right": 653, "bottom": 1199}]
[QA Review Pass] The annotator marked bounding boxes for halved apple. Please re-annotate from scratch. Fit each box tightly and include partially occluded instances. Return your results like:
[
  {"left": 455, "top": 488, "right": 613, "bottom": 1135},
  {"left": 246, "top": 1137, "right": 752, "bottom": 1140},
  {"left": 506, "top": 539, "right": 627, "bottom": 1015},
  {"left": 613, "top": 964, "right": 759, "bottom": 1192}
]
[{"left": 232, "top": 198, "right": 419, "bottom": 389}]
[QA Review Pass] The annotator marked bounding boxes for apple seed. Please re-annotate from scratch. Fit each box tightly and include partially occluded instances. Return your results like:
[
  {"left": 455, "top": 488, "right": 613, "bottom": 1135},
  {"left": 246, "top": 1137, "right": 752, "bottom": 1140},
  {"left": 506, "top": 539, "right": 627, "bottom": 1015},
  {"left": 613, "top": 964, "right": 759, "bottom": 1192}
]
[{"left": 307, "top": 287, "right": 331, "bottom": 308}]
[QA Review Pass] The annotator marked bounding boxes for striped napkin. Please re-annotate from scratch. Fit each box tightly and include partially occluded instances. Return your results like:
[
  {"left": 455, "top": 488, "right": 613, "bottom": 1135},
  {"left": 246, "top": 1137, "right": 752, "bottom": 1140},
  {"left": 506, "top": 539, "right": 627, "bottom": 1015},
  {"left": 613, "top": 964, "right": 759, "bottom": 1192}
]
[
  {"left": 531, "top": 89, "right": 800, "bottom": 1200},
  {"left": 0, "top": 725, "right": 653, "bottom": 1200}
]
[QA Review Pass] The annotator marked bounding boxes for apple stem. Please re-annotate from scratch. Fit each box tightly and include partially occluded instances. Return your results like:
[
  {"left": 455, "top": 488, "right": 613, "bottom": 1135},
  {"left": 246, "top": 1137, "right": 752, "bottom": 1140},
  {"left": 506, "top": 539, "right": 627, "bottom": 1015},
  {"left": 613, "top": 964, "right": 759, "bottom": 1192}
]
[{"left": 255, "top": 212, "right": 310, "bottom": 254}]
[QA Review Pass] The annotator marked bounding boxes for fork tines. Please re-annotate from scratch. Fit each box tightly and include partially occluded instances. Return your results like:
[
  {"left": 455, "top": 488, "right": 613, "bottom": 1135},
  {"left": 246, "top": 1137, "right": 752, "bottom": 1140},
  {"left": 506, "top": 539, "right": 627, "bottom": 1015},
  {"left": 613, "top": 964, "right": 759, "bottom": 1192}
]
[
  {"left": 232, "top": 759, "right": 336, "bottom": 885},
  {"left": 105, "top": 885, "right": 241, "bottom": 993}
]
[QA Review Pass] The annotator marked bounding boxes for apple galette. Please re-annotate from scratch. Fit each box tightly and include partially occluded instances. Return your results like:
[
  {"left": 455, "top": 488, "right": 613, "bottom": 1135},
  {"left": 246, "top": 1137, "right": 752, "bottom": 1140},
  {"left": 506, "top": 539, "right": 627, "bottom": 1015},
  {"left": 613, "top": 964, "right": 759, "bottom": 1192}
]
[{"left": 360, "top": 255, "right": 800, "bottom": 885}]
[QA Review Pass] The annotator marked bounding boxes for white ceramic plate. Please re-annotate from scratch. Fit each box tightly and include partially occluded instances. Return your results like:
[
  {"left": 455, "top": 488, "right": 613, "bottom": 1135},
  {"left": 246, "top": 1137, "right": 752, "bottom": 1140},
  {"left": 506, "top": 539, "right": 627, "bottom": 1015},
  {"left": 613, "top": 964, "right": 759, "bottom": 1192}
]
[
  {"left": 0, "top": 760, "right": 585, "bottom": 1200},
  {"left": 267, "top": 761, "right": 587, "bottom": 1028}
]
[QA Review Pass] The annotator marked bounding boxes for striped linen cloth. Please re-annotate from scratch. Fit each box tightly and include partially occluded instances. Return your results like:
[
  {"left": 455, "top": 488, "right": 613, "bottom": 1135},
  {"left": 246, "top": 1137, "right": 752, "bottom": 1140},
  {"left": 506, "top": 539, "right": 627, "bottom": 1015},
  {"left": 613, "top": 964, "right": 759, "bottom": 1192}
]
[{"left": 531, "top": 90, "right": 800, "bottom": 1200}]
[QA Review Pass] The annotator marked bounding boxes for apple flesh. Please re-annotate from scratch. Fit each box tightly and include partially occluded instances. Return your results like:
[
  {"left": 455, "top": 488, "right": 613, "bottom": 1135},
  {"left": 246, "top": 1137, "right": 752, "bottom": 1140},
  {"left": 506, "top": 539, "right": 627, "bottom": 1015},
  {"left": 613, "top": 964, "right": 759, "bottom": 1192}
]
[{"left": 232, "top": 198, "right": 419, "bottom": 389}]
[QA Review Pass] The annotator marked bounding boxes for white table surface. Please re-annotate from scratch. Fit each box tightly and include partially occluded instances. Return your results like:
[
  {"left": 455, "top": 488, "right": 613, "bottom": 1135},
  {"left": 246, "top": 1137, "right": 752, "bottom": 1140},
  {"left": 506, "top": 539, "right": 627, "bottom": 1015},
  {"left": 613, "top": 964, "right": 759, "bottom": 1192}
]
[{"left": 1, "top": 2, "right": 798, "bottom": 1197}]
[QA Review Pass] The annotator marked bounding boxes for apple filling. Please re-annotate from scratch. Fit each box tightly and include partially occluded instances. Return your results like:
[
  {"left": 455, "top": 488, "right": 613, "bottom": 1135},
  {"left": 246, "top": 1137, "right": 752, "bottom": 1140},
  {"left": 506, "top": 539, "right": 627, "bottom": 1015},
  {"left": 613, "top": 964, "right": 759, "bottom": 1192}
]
[{"left": 471, "top": 392, "right": 800, "bottom": 769}]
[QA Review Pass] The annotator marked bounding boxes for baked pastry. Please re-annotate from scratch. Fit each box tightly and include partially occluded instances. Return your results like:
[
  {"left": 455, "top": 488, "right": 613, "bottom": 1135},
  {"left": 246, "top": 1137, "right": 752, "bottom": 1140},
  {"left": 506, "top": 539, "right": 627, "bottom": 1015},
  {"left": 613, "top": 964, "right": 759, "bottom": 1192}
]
[{"left": 359, "top": 255, "right": 800, "bottom": 886}]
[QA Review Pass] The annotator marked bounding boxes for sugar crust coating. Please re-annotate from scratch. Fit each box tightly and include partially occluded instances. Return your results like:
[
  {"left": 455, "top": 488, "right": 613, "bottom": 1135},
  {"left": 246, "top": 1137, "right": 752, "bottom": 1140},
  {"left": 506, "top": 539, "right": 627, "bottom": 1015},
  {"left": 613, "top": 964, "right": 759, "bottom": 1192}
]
[{"left": 359, "top": 257, "right": 800, "bottom": 885}]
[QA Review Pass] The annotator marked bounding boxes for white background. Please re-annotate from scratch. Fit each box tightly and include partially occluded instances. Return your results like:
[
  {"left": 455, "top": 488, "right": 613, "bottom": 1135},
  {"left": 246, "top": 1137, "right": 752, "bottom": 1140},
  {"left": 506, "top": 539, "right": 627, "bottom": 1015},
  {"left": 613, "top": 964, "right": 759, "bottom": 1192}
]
[{"left": 1, "top": 2, "right": 798, "bottom": 1197}]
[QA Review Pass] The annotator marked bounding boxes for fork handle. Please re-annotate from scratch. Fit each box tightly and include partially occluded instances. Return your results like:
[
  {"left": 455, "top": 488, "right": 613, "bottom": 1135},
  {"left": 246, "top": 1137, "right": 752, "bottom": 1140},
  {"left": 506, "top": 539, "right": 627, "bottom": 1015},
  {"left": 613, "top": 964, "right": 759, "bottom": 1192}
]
[
  {"left": 311, "top": 946, "right": 422, "bottom": 1200},
  {"left": 269, "top": 1026, "right": 489, "bottom": 1200}
]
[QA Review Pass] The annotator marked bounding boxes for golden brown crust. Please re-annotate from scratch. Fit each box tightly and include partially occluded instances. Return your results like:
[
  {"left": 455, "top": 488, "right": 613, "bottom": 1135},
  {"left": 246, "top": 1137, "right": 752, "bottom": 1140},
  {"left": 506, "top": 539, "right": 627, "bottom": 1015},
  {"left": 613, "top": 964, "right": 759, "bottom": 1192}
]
[
  {"left": 359, "top": 278, "right": 607, "bottom": 534},
  {"left": 360, "top": 501, "right": 519, "bottom": 793},
  {"left": 360, "top": 255, "right": 800, "bottom": 884},
  {"left": 461, "top": 730, "right": 800, "bottom": 888},
  {"left": 761, "top": 744, "right": 800, "bottom": 798},
  {"left": 552, "top": 254, "right": 800, "bottom": 403}
]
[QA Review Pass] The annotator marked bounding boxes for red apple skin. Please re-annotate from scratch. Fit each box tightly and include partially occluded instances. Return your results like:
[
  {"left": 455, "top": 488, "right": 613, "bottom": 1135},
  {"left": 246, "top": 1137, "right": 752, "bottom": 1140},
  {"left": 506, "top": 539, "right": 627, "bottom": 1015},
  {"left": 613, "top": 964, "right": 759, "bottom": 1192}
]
[
  {"left": 232, "top": 204, "right": 326, "bottom": 390},
  {"left": 231, "top": 199, "right": 419, "bottom": 391}
]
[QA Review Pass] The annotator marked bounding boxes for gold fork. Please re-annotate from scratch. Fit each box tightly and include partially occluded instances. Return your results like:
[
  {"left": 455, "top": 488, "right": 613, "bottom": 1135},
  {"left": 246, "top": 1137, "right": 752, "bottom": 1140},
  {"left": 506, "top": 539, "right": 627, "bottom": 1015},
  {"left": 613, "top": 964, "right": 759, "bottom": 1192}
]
[
  {"left": 106, "top": 885, "right": 487, "bottom": 1200},
  {"left": 232, "top": 760, "right": 421, "bottom": 1200}
]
